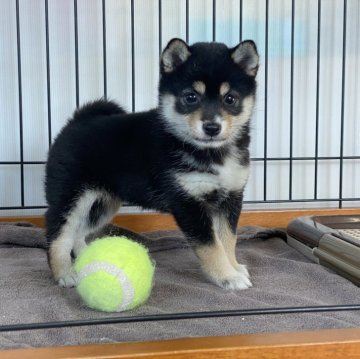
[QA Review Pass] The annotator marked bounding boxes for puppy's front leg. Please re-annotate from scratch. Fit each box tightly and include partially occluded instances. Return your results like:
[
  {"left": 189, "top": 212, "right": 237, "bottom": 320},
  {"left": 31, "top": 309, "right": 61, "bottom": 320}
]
[
  {"left": 172, "top": 199, "right": 251, "bottom": 290},
  {"left": 211, "top": 213, "right": 250, "bottom": 280},
  {"left": 214, "top": 192, "right": 251, "bottom": 279}
]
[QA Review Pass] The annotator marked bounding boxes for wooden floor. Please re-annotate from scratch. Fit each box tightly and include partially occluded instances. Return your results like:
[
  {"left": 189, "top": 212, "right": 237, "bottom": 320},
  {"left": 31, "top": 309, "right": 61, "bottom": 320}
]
[
  {"left": 1, "top": 208, "right": 359, "bottom": 358},
  {"left": 1, "top": 207, "right": 359, "bottom": 231},
  {"left": 2, "top": 328, "right": 360, "bottom": 359}
]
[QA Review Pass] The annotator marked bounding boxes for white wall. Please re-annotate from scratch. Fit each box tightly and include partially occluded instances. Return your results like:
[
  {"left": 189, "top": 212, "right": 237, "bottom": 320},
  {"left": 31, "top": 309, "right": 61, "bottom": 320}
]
[{"left": 0, "top": 0, "right": 359, "bottom": 215}]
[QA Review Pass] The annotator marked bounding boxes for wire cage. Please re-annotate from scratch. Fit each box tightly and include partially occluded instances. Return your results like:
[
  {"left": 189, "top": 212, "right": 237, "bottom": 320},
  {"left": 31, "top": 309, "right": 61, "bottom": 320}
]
[
  {"left": 0, "top": 0, "right": 359, "bottom": 216},
  {"left": 0, "top": 0, "right": 359, "bottom": 343}
]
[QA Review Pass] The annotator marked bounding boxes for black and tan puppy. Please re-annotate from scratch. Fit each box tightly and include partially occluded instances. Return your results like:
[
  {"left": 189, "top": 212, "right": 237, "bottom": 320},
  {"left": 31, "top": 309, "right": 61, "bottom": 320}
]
[{"left": 45, "top": 38, "right": 259, "bottom": 290}]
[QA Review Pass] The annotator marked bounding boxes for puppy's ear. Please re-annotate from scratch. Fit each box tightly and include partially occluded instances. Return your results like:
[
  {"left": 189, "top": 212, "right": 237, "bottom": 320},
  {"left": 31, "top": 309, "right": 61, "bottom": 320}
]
[
  {"left": 231, "top": 40, "right": 259, "bottom": 77},
  {"left": 161, "top": 38, "right": 191, "bottom": 73}
]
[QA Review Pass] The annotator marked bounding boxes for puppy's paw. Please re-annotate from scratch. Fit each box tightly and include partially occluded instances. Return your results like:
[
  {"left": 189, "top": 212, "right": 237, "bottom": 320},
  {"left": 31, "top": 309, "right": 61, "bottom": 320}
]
[
  {"left": 57, "top": 270, "right": 78, "bottom": 288},
  {"left": 207, "top": 269, "right": 252, "bottom": 290},
  {"left": 219, "top": 272, "right": 252, "bottom": 290},
  {"left": 196, "top": 244, "right": 252, "bottom": 290},
  {"left": 234, "top": 263, "right": 250, "bottom": 279}
]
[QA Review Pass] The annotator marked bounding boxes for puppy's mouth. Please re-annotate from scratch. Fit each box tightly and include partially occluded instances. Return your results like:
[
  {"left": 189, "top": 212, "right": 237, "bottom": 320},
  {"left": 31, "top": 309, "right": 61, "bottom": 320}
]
[
  {"left": 194, "top": 136, "right": 228, "bottom": 147},
  {"left": 196, "top": 137, "right": 225, "bottom": 142}
]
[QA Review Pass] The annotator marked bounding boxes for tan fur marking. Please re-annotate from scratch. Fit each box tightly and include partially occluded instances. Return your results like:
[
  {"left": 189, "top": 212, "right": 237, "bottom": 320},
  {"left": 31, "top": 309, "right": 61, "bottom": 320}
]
[
  {"left": 220, "top": 82, "right": 230, "bottom": 96},
  {"left": 219, "top": 109, "right": 233, "bottom": 138},
  {"left": 195, "top": 235, "right": 252, "bottom": 290},
  {"left": 220, "top": 95, "right": 255, "bottom": 141},
  {"left": 195, "top": 242, "right": 237, "bottom": 282},
  {"left": 212, "top": 214, "right": 239, "bottom": 269},
  {"left": 193, "top": 81, "right": 206, "bottom": 95},
  {"left": 186, "top": 109, "right": 203, "bottom": 136},
  {"left": 186, "top": 109, "right": 202, "bottom": 122}
]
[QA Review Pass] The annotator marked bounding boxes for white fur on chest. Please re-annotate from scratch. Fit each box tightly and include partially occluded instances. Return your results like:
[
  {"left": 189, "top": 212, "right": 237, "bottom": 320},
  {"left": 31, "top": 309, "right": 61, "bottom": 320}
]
[{"left": 176, "top": 155, "right": 249, "bottom": 198}]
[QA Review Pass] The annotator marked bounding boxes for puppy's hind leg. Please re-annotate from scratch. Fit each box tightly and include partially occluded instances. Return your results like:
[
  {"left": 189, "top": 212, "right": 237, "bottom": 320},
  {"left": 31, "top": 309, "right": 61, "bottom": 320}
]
[
  {"left": 72, "top": 194, "right": 121, "bottom": 257},
  {"left": 47, "top": 190, "right": 121, "bottom": 287},
  {"left": 48, "top": 222, "right": 81, "bottom": 288}
]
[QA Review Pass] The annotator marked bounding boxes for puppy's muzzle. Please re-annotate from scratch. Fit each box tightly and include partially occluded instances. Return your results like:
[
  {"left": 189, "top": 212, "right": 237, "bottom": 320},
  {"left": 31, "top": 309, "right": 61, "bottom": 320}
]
[{"left": 203, "top": 121, "right": 221, "bottom": 137}]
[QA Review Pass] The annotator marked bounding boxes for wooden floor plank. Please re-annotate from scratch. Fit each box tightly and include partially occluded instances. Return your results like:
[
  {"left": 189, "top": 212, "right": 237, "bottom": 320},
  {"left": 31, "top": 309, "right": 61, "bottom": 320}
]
[
  {"left": 0, "top": 208, "right": 359, "bottom": 231},
  {"left": 1, "top": 328, "right": 360, "bottom": 359}
]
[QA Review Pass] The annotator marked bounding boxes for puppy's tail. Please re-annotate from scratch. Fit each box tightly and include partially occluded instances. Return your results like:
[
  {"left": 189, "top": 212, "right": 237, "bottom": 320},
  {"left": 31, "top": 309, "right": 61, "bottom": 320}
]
[{"left": 73, "top": 99, "right": 126, "bottom": 121}]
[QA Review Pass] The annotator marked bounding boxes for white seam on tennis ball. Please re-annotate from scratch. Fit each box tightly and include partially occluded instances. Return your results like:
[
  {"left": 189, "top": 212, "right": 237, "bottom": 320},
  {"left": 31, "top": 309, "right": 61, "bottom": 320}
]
[{"left": 77, "top": 261, "right": 135, "bottom": 312}]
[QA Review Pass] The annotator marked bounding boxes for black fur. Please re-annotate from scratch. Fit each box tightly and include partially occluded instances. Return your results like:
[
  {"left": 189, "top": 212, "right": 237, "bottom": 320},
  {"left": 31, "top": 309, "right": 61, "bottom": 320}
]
[{"left": 88, "top": 198, "right": 106, "bottom": 227}]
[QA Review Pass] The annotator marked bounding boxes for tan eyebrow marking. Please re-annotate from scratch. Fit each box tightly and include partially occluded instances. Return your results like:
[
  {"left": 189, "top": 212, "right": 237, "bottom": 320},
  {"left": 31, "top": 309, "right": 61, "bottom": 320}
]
[
  {"left": 193, "top": 81, "right": 206, "bottom": 95},
  {"left": 220, "top": 82, "right": 230, "bottom": 96}
]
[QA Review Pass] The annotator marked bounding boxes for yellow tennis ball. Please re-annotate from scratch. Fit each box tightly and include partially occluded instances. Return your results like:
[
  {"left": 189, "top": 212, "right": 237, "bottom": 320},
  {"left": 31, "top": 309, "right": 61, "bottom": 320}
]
[{"left": 74, "top": 236, "right": 155, "bottom": 312}]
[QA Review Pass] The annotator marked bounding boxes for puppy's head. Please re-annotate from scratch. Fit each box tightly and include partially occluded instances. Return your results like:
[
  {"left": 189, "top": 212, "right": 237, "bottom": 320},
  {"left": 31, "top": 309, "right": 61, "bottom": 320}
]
[{"left": 159, "top": 38, "right": 259, "bottom": 149}]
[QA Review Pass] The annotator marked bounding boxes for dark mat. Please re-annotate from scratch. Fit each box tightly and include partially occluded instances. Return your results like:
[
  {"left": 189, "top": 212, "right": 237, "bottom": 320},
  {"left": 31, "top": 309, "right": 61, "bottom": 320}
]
[{"left": 0, "top": 222, "right": 359, "bottom": 349}]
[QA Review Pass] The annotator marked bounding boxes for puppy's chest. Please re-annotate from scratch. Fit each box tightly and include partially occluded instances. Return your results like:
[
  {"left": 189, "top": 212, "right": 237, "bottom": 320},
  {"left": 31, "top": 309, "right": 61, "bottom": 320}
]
[{"left": 175, "top": 155, "right": 249, "bottom": 198}]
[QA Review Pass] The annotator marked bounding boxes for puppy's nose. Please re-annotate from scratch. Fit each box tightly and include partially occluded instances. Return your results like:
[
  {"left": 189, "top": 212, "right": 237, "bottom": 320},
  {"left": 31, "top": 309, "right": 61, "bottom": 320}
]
[{"left": 203, "top": 121, "right": 221, "bottom": 137}]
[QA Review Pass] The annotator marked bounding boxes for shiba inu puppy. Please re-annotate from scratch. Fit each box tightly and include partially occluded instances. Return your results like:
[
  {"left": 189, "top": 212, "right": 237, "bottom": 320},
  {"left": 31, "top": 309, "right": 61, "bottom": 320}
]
[{"left": 45, "top": 38, "right": 259, "bottom": 290}]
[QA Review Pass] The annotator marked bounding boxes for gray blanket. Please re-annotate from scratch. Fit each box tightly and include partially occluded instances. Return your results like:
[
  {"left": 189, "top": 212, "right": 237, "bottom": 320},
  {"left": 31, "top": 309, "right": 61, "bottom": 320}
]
[{"left": 0, "top": 222, "right": 359, "bottom": 350}]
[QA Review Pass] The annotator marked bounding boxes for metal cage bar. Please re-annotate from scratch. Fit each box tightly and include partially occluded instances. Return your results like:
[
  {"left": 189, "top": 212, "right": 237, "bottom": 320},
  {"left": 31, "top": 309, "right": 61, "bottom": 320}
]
[{"left": 0, "top": 0, "right": 359, "bottom": 213}]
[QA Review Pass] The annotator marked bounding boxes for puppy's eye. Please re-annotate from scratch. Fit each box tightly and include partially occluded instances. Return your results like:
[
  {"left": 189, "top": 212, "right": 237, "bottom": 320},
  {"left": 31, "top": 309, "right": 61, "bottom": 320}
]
[
  {"left": 224, "top": 94, "right": 236, "bottom": 106},
  {"left": 184, "top": 92, "right": 199, "bottom": 105}
]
